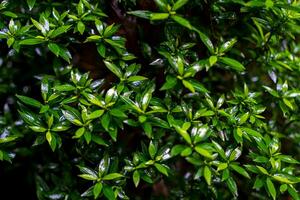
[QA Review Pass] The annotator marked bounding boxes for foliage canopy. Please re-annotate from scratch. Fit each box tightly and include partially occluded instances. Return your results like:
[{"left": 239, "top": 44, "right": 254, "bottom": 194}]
[{"left": 0, "top": 0, "right": 300, "bottom": 199}]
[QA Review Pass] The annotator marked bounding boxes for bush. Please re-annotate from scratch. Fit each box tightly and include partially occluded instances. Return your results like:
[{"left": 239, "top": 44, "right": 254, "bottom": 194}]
[{"left": 0, "top": 0, "right": 300, "bottom": 199}]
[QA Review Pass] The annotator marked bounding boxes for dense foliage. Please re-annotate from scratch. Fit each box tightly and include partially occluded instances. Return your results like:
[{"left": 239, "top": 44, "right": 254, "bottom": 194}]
[{"left": 0, "top": 0, "right": 300, "bottom": 199}]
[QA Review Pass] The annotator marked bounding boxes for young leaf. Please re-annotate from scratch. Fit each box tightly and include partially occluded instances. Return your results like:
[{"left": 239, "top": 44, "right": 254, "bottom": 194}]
[
  {"left": 133, "top": 170, "right": 140, "bottom": 187},
  {"left": 27, "top": 0, "right": 36, "bottom": 10}
]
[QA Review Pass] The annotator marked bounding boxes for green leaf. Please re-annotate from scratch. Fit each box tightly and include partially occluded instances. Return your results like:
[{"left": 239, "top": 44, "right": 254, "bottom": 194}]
[
  {"left": 288, "top": 186, "right": 300, "bottom": 200},
  {"left": 188, "top": 79, "right": 208, "bottom": 93},
  {"left": 256, "top": 165, "right": 269, "bottom": 175},
  {"left": 195, "top": 145, "right": 213, "bottom": 159},
  {"left": 182, "top": 79, "right": 195, "bottom": 93},
  {"left": 204, "top": 166, "right": 211, "bottom": 185},
  {"left": 74, "top": 127, "right": 85, "bottom": 138},
  {"left": 276, "top": 155, "right": 299, "bottom": 164},
  {"left": 29, "top": 126, "right": 47, "bottom": 132},
  {"left": 41, "top": 77, "right": 49, "bottom": 101},
  {"left": 150, "top": 13, "right": 169, "bottom": 21},
  {"left": 217, "top": 163, "right": 228, "bottom": 171},
  {"left": 50, "top": 25, "right": 72, "bottom": 38},
  {"left": 88, "top": 110, "right": 105, "bottom": 120},
  {"left": 93, "top": 182, "right": 103, "bottom": 199},
  {"left": 140, "top": 89, "right": 153, "bottom": 111},
  {"left": 27, "top": 0, "right": 36, "bottom": 10},
  {"left": 283, "top": 98, "right": 294, "bottom": 110},
  {"left": 172, "top": 0, "right": 189, "bottom": 11},
  {"left": 196, "top": 30, "right": 214, "bottom": 53},
  {"left": 148, "top": 141, "right": 157, "bottom": 159},
  {"left": 154, "top": 163, "right": 168, "bottom": 176},
  {"left": 16, "top": 95, "right": 42, "bottom": 108},
  {"left": 105, "top": 87, "right": 117, "bottom": 104},
  {"left": 48, "top": 43, "right": 61, "bottom": 57},
  {"left": 54, "top": 84, "right": 76, "bottom": 92},
  {"left": 171, "top": 15, "right": 193, "bottom": 30},
  {"left": 77, "top": 21, "right": 85, "bottom": 35},
  {"left": 241, "top": 127, "right": 263, "bottom": 139},
  {"left": 102, "top": 173, "right": 123, "bottom": 180},
  {"left": 229, "top": 147, "right": 242, "bottom": 161},
  {"left": 209, "top": 56, "right": 218, "bottom": 66},
  {"left": 226, "top": 177, "right": 238, "bottom": 197},
  {"left": 181, "top": 147, "right": 192, "bottom": 156},
  {"left": 212, "top": 140, "right": 226, "bottom": 160},
  {"left": 103, "top": 185, "right": 115, "bottom": 200},
  {"left": 266, "top": 178, "right": 276, "bottom": 200},
  {"left": 263, "top": 86, "right": 279, "bottom": 97},
  {"left": 18, "top": 110, "right": 42, "bottom": 126},
  {"left": 2, "top": 11, "right": 18, "bottom": 18},
  {"left": 239, "top": 112, "right": 249, "bottom": 125},
  {"left": 101, "top": 113, "right": 110, "bottom": 131},
  {"left": 46, "top": 131, "right": 52, "bottom": 144},
  {"left": 154, "top": 0, "right": 168, "bottom": 11},
  {"left": 133, "top": 170, "right": 140, "bottom": 187},
  {"left": 171, "top": 144, "right": 186, "bottom": 156},
  {"left": 127, "top": 10, "right": 151, "bottom": 19},
  {"left": 78, "top": 174, "right": 98, "bottom": 181},
  {"left": 19, "top": 38, "right": 45, "bottom": 45},
  {"left": 120, "top": 96, "right": 142, "bottom": 113},
  {"left": 174, "top": 125, "right": 192, "bottom": 144},
  {"left": 272, "top": 173, "right": 299, "bottom": 184},
  {"left": 103, "top": 60, "right": 123, "bottom": 79},
  {"left": 160, "top": 75, "right": 177, "bottom": 90},
  {"left": 110, "top": 108, "right": 127, "bottom": 118},
  {"left": 7, "top": 37, "right": 14, "bottom": 47},
  {"left": 62, "top": 110, "right": 83, "bottom": 126},
  {"left": 31, "top": 18, "right": 45, "bottom": 33},
  {"left": 84, "top": 93, "right": 103, "bottom": 107},
  {"left": 219, "top": 38, "right": 237, "bottom": 53},
  {"left": 127, "top": 76, "right": 148, "bottom": 82},
  {"left": 92, "top": 135, "right": 109, "bottom": 147},
  {"left": 219, "top": 57, "right": 245, "bottom": 71},
  {"left": 230, "top": 164, "right": 250, "bottom": 179},
  {"left": 103, "top": 23, "right": 120, "bottom": 37}
]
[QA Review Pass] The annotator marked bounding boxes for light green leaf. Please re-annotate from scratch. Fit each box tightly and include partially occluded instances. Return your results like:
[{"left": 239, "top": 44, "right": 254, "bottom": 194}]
[
  {"left": 230, "top": 164, "right": 250, "bottom": 179},
  {"left": 195, "top": 146, "right": 213, "bottom": 159},
  {"left": 102, "top": 173, "right": 123, "bottom": 180},
  {"left": 182, "top": 79, "right": 195, "bottom": 93},
  {"left": 150, "top": 13, "right": 169, "bottom": 20},
  {"left": 219, "top": 57, "right": 245, "bottom": 71},
  {"left": 133, "top": 170, "right": 140, "bottom": 187},
  {"left": 77, "top": 21, "right": 85, "bottom": 35},
  {"left": 93, "top": 182, "right": 103, "bottom": 199},
  {"left": 204, "top": 166, "right": 211, "bottom": 185},
  {"left": 19, "top": 38, "right": 45, "bottom": 45},
  {"left": 266, "top": 178, "right": 276, "bottom": 200}
]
